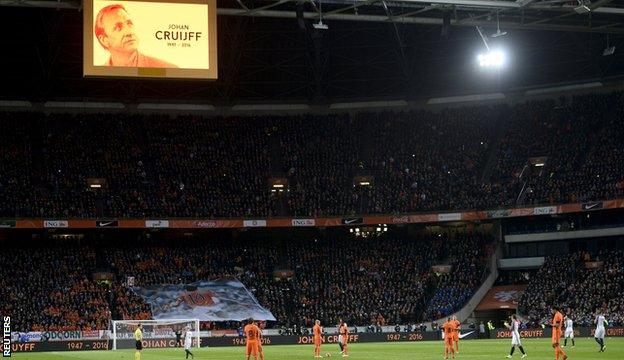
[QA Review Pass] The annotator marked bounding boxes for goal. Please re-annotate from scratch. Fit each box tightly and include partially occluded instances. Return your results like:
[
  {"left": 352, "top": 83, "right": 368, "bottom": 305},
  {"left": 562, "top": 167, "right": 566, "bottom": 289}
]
[{"left": 111, "top": 319, "right": 200, "bottom": 350}]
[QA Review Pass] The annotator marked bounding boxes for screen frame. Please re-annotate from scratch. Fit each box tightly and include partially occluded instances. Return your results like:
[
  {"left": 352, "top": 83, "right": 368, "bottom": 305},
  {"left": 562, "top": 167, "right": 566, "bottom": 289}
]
[{"left": 83, "top": 0, "right": 217, "bottom": 80}]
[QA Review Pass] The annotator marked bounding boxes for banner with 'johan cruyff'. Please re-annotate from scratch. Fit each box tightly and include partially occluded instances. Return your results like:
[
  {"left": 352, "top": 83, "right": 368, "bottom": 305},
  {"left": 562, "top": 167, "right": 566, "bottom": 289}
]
[{"left": 84, "top": 0, "right": 217, "bottom": 79}]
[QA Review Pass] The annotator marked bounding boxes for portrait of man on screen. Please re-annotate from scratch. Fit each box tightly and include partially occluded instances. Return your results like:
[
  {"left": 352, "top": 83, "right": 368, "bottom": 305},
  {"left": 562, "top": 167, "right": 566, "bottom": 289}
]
[{"left": 94, "top": 4, "right": 178, "bottom": 68}]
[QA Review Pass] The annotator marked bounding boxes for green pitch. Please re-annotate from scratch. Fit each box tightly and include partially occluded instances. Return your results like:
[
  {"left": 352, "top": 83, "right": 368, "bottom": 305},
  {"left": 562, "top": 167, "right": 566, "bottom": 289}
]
[{"left": 11, "top": 338, "right": 622, "bottom": 360}]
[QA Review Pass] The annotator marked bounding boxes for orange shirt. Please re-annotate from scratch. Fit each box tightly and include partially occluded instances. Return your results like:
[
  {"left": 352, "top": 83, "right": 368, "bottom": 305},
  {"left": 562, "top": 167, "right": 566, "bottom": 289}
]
[
  {"left": 552, "top": 311, "right": 563, "bottom": 331},
  {"left": 452, "top": 320, "right": 460, "bottom": 332},
  {"left": 443, "top": 321, "right": 454, "bottom": 337},
  {"left": 244, "top": 324, "right": 261, "bottom": 342},
  {"left": 313, "top": 324, "right": 322, "bottom": 337},
  {"left": 340, "top": 325, "right": 349, "bottom": 343}
]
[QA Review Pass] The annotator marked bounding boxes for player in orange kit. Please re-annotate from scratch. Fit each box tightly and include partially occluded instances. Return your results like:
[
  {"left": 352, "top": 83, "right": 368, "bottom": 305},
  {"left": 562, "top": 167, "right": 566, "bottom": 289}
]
[
  {"left": 551, "top": 306, "right": 568, "bottom": 360},
  {"left": 312, "top": 320, "right": 323, "bottom": 357},
  {"left": 443, "top": 318, "right": 455, "bottom": 360},
  {"left": 313, "top": 320, "right": 323, "bottom": 358},
  {"left": 244, "top": 318, "right": 261, "bottom": 360},
  {"left": 339, "top": 322, "right": 349, "bottom": 357},
  {"left": 257, "top": 320, "right": 265, "bottom": 360},
  {"left": 452, "top": 315, "right": 461, "bottom": 353}
]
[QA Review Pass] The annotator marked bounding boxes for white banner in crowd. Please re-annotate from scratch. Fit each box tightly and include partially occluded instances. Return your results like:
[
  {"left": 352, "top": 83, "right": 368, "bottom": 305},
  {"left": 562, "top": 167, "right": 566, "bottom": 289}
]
[
  {"left": 291, "top": 219, "right": 315, "bottom": 226},
  {"left": 437, "top": 213, "right": 462, "bottom": 221},
  {"left": 11, "top": 332, "right": 42, "bottom": 342},
  {"left": 243, "top": 220, "right": 267, "bottom": 227},
  {"left": 10, "top": 330, "right": 110, "bottom": 342},
  {"left": 532, "top": 206, "right": 557, "bottom": 215},
  {"left": 133, "top": 279, "right": 276, "bottom": 321},
  {"left": 43, "top": 220, "right": 69, "bottom": 228},
  {"left": 145, "top": 220, "right": 170, "bottom": 228}
]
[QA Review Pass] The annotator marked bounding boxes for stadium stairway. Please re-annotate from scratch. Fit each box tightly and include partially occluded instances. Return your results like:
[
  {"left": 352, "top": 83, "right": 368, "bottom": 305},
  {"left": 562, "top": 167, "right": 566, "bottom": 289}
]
[
  {"left": 268, "top": 130, "right": 289, "bottom": 216},
  {"left": 426, "top": 234, "right": 503, "bottom": 326},
  {"left": 92, "top": 242, "right": 119, "bottom": 320},
  {"left": 479, "top": 106, "right": 512, "bottom": 185},
  {"left": 514, "top": 162, "right": 538, "bottom": 206},
  {"left": 354, "top": 112, "right": 387, "bottom": 214}
]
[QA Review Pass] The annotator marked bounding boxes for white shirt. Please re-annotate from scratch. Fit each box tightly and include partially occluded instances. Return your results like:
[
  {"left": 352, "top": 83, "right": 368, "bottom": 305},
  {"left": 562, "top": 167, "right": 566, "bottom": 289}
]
[
  {"left": 510, "top": 320, "right": 521, "bottom": 346},
  {"left": 596, "top": 315, "right": 606, "bottom": 330},
  {"left": 184, "top": 330, "right": 193, "bottom": 348},
  {"left": 565, "top": 319, "right": 573, "bottom": 330}
]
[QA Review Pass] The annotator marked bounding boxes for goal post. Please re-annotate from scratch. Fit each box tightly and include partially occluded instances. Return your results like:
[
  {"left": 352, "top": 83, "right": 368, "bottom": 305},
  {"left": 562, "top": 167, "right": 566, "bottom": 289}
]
[{"left": 111, "top": 319, "right": 200, "bottom": 350}]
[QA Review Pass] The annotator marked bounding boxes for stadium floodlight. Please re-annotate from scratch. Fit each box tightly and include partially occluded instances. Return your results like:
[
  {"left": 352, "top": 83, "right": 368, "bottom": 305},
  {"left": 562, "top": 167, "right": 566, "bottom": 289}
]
[
  {"left": 603, "top": 46, "right": 615, "bottom": 56},
  {"left": 313, "top": 20, "right": 328, "bottom": 30},
  {"left": 475, "top": 24, "right": 506, "bottom": 70},
  {"left": 574, "top": 5, "right": 590, "bottom": 13},
  {"left": 478, "top": 50, "right": 505, "bottom": 68},
  {"left": 313, "top": 0, "right": 329, "bottom": 30},
  {"left": 491, "top": 12, "right": 507, "bottom": 38},
  {"left": 603, "top": 34, "right": 615, "bottom": 56}
]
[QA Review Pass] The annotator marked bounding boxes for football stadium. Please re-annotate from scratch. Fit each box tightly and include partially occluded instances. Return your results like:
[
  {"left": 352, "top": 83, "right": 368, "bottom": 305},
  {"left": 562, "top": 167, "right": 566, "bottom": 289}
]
[{"left": 1, "top": 1, "right": 623, "bottom": 360}]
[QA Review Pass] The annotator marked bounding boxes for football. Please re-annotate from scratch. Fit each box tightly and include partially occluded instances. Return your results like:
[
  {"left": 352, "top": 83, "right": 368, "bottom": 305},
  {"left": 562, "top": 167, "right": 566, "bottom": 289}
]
[{"left": 325, "top": 352, "right": 332, "bottom": 357}]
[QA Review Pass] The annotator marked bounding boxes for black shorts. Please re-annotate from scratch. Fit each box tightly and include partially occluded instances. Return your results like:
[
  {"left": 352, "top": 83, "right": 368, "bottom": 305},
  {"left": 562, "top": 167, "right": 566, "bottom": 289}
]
[{"left": 136, "top": 340, "right": 143, "bottom": 350}]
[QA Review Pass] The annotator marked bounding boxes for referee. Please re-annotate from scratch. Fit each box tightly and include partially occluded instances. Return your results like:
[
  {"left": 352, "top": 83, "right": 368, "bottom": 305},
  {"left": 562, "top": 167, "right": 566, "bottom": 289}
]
[
  {"left": 135, "top": 324, "right": 143, "bottom": 360},
  {"left": 175, "top": 328, "right": 183, "bottom": 348}
]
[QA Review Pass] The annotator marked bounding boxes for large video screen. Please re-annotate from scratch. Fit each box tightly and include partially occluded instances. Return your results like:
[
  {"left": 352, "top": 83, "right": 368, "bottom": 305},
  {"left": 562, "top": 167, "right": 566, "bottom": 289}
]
[{"left": 83, "top": 0, "right": 217, "bottom": 79}]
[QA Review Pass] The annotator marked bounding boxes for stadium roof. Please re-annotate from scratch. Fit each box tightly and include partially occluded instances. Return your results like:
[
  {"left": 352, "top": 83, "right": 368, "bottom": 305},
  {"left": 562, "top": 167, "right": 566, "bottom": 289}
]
[
  {"left": 4, "top": 0, "right": 624, "bottom": 33},
  {"left": 1, "top": 0, "right": 624, "bottom": 103}
]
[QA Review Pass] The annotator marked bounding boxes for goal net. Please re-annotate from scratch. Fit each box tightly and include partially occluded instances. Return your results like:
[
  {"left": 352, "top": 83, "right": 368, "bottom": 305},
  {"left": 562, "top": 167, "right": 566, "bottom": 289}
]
[{"left": 111, "top": 319, "right": 200, "bottom": 350}]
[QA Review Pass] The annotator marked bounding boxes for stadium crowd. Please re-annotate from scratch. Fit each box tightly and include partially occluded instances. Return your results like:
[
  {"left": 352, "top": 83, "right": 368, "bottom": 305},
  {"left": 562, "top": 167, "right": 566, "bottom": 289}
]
[
  {"left": 519, "top": 250, "right": 624, "bottom": 327},
  {"left": 1, "top": 91, "right": 624, "bottom": 333},
  {"left": 0, "top": 92, "right": 623, "bottom": 219},
  {"left": 360, "top": 108, "right": 497, "bottom": 213},
  {"left": 499, "top": 94, "right": 624, "bottom": 206},
  {"left": 0, "top": 247, "right": 110, "bottom": 331},
  {"left": 0, "top": 228, "right": 493, "bottom": 331},
  {"left": 107, "top": 229, "right": 493, "bottom": 328}
]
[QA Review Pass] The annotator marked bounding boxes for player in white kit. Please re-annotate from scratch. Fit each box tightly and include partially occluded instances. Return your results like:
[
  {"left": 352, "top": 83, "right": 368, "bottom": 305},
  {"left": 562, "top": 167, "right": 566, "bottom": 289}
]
[
  {"left": 594, "top": 312, "right": 608, "bottom": 352},
  {"left": 563, "top": 317, "right": 575, "bottom": 348},
  {"left": 337, "top": 319, "right": 344, "bottom": 354},
  {"left": 184, "top": 326, "right": 195, "bottom": 359},
  {"left": 505, "top": 315, "right": 527, "bottom": 358}
]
